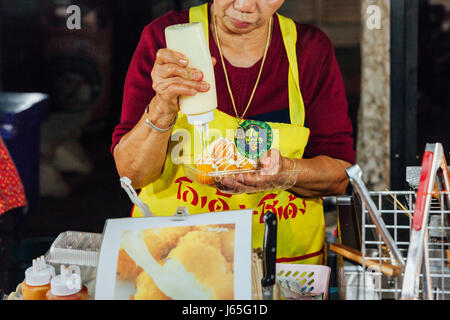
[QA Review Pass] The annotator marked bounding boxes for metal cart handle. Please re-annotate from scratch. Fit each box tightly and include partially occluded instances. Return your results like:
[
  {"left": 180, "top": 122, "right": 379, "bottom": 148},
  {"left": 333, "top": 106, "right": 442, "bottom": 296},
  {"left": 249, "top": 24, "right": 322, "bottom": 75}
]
[{"left": 346, "top": 165, "right": 405, "bottom": 268}]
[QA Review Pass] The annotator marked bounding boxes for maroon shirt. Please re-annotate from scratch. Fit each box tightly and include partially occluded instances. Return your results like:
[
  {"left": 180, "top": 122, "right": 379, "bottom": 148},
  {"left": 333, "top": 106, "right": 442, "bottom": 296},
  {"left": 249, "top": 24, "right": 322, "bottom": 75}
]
[{"left": 112, "top": 8, "right": 355, "bottom": 164}]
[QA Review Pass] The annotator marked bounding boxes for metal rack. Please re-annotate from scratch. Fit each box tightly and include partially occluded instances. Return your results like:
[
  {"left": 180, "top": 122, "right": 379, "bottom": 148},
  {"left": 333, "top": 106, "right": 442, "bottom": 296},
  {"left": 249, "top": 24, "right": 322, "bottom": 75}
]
[
  {"left": 337, "top": 143, "right": 450, "bottom": 300},
  {"left": 339, "top": 190, "right": 449, "bottom": 300}
]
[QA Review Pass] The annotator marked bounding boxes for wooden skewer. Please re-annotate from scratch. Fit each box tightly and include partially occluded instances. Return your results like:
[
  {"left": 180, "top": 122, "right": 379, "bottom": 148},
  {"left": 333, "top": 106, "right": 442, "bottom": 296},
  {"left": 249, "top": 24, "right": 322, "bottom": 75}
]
[
  {"left": 256, "top": 255, "right": 263, "bottom": 299},
  {"left": 251, "top": 249, "right": 280, "bottom": 300},
  {"left": 251, "top": 252, "right": 263, "bottom": 300}
]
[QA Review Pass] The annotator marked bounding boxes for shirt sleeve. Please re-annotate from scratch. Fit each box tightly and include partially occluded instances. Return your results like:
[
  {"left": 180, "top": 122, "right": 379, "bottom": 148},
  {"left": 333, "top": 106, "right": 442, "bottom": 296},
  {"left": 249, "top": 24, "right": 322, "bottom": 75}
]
[{"left": 298, "top": 25, "right": 356, "bottom": 164}]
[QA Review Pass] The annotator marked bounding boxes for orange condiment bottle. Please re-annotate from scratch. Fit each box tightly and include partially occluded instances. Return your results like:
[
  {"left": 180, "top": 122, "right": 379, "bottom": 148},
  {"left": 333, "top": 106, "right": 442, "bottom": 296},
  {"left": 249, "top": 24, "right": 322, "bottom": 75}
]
[
  {"left": 45, "top": 265, "right": 89, "bottom": 300},
  {"left": 45, "top": 284, "right": 89, "bottom": 300},
  {"left": 22, "top": 256, "right": 55, "bottom": 300}
]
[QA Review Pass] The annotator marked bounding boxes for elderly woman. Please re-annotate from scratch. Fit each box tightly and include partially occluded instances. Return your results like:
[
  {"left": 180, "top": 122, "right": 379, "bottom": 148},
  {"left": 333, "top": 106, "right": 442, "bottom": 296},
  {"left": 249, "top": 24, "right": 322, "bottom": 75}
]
[{"left": 112, "top": 0, "right": 355, "bottom": 265}]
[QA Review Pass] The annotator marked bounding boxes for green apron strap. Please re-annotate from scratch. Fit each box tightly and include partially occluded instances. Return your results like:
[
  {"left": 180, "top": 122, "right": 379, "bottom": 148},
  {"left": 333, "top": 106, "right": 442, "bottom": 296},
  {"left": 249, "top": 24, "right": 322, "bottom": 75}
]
[
  {"left": 277, "top": 13, "right": 306, "bottom": 127},
  {"left": 189, "top": 3, "right": 209, "bottom": 46}
]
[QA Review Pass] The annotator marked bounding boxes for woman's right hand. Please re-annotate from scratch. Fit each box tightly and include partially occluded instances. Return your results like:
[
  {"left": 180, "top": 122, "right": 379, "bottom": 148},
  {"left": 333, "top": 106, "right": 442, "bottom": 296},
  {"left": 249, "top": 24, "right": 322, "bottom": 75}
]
[
  {"left": 151, "top": 48, "right": 213, "bottom": 115},
  {"left": 114, "top": 50, "right": 215, "bottom": 188}
]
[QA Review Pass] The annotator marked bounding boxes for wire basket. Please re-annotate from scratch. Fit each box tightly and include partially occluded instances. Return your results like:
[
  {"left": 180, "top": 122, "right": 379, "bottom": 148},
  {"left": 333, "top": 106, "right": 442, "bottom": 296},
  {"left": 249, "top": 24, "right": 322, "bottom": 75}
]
[
  {"left": 276, "top": 263, "right": 331, "bottom": 300},
  {"left": 251, "top": 250, "right": 331, "bottom": 300},
  {"left": 339, "top": 190, "right": 450, "bottom": 300}
]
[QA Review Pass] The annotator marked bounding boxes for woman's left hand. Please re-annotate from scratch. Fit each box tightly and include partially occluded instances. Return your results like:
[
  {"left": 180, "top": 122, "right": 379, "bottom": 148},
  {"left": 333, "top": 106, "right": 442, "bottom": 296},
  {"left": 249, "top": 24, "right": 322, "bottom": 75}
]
[{"left": 219, "top": 149, "right": 296, "bottom": 194}]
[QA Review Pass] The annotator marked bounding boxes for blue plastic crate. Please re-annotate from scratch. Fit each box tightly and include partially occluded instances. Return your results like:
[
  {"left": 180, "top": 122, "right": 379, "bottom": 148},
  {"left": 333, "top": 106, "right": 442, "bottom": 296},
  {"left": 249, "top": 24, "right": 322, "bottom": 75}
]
[{"left": 0, "top": 92, "right": 48, "bottom": 214}]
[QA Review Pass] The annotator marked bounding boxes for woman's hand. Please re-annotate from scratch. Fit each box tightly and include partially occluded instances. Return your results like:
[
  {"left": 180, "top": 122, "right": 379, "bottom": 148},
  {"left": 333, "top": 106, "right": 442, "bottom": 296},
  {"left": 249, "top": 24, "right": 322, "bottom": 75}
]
[
  {"left": 219, "top": 149, "right": 295, "bottom": 194},
  {"left": 114, "top": 50, "right": 217, "bottom": 189},
  {"left": 217, "top": 149, "right": 351, "bottom": 197},
  {"left": 151, "top": 48, "right": 215, "bottom": 116}
]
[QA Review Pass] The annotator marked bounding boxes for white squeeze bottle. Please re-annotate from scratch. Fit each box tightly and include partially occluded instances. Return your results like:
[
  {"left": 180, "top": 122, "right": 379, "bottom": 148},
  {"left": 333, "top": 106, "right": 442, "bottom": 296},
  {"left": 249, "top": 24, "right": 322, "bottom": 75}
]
[{"left": 165, "top": 22, "right": 217, "bottom": 126}]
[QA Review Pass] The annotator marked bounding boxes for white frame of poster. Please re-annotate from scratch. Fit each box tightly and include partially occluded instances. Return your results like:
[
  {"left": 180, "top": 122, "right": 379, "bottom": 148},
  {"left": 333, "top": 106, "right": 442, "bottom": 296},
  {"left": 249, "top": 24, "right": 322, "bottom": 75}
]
[{"left": 95, "top": 209, "right": 253, "bottom": 300}]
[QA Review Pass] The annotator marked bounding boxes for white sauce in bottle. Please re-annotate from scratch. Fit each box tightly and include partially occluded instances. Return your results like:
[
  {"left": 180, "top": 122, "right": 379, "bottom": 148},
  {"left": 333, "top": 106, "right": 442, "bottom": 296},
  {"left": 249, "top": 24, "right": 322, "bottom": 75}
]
[{"left": 165, "top": 22, "right": 217, "bottom": 126}]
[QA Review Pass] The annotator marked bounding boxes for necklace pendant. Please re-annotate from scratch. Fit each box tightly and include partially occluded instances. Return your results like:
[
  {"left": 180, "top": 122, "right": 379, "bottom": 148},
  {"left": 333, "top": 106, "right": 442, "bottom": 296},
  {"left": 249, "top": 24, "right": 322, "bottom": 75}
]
[
  {"left": 235, "top": 120, "right": 245, "bottom": 140},
  {"left": 235, "top": 126, "right": 245, "bottom": 140}
]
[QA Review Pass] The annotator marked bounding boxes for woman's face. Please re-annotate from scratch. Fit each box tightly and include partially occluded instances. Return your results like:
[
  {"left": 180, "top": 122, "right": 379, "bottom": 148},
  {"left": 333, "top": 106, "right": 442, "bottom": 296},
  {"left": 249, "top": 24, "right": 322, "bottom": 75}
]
[{"left": 213, "top": 0, "right": 285, "bottom": 33}]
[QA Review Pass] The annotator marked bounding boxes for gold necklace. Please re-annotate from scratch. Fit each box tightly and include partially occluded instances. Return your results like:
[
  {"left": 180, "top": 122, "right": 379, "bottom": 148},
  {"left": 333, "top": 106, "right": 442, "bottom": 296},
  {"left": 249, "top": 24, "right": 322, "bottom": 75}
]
[{"left": 213, "top": 15, "right": 273, "bottom": 125}]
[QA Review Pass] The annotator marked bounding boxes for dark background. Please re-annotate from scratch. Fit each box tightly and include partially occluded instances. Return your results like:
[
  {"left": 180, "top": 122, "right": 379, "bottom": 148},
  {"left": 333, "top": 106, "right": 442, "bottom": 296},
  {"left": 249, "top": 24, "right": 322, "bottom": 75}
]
[
  {"left": 0, "top": 0, "right": 365, "bottom": 239},
  {"left": 0, "top": 0, "right": 449, "bottom": 294}
]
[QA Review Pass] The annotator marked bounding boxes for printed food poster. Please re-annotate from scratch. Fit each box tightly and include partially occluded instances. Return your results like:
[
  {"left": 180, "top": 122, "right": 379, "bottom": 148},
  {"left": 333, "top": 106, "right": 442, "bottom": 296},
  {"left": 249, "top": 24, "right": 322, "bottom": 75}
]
[{"left": 95, "top": 210, "right": 253, "bottom": 300}]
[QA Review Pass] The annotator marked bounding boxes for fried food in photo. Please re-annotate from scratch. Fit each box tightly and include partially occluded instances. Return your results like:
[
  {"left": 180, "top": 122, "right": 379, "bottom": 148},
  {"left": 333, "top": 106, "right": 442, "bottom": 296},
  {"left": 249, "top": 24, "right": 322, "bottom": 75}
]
[
  {"left": 177, "top": 230, "right": 222, "bottom": 250},
  {"left": 132, "top": 271, "right": 172, "bottom": 300},
  {"left": 192, "top": 224, "right": 235, "bottom": 264},
  {"left": 192, "top": 224, "right": 231, "bottom": 232},
  {"left": 219, "top": 228, "right": 235, "bottom": 264},
  {"left": 119, "top": 224, "right": 236, "bottom": 300},
  {"left": 116, "top": 248, "right": 143, "bottom": 280},
  {"left": 167, "top": 236, "right": 234, "bottom": 300},
  {"left": 192, "top": 225, "right": 235, "bottom": 263},
  {"left": 143, "top": 226, "right": 193, "bottom": 264}
]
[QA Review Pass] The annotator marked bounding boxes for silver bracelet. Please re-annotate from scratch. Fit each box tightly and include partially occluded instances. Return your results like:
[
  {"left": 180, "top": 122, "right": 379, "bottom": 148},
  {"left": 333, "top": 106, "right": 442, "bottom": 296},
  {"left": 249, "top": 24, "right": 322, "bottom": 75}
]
[{"left": 145, "top": 113, "right": 178, "bottom": 133}]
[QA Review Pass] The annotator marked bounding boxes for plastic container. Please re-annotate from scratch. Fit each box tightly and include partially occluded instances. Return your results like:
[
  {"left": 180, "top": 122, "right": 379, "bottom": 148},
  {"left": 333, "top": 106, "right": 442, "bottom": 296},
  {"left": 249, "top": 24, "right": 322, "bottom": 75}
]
[
  {"left": 184, "top": 165, "right": 300, "bottom": 195},
  {"left": 276, "top": 263, "right": 331, "bottom": 300},
  {"left": 0, "top": 92, "right": 48, "bottom": 214},
  {"left": 44, "top": 231, "right": 102, "bottom": 299},
  {"left": 45, "top": 231, "right": 102, "bottom": 267},
  {"left": 22, "top": 256, "right": 55, "bottom": 300},
  {"left": 165, "top": 22, "right": 217, "bottom": 126},
  {"left": 182, "top": 137, "right": 300, "bottom": 194},
  {"left": 46, "top": 266, "right": 89, "bottom": 300}
]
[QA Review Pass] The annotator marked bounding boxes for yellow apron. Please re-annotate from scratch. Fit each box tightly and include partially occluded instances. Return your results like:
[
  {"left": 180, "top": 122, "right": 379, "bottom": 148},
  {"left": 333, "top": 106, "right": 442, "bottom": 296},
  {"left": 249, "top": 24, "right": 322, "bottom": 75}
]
[{"left": 132, "top": 4, "right": 325, "bottom": 265}]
